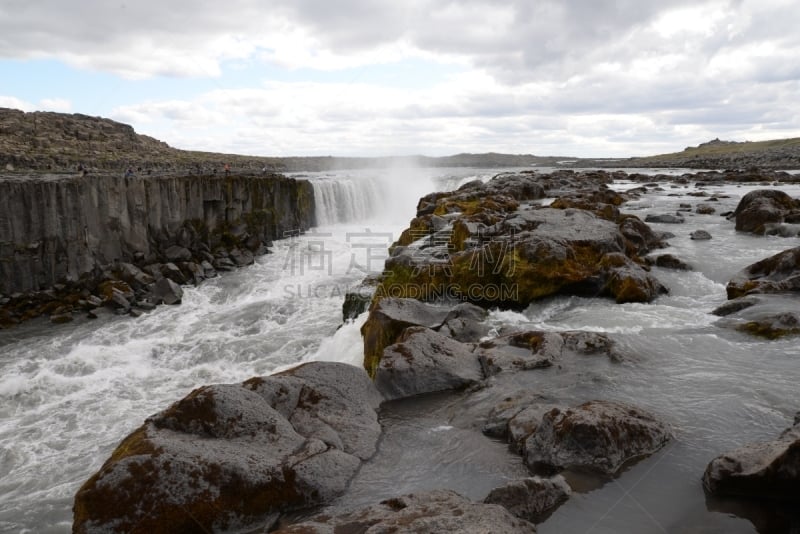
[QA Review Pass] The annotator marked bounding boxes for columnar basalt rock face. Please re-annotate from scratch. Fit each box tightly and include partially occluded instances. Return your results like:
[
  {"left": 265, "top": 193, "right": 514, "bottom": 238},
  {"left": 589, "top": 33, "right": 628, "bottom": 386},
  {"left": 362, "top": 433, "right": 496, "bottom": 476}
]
[
  {"left": 0, "top": 173, "right": 315, "bottom": 326},
  {"left": 0, "top": 173, "right": 314, "bottom": 295}
]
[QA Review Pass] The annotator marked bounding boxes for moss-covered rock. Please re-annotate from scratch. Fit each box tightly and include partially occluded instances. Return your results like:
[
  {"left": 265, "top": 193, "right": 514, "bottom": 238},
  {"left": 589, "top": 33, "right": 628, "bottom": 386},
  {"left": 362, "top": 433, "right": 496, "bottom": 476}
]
[
  {"left": 72, "top": 362, "right": 382, "bottom": 533},
  {"left": 727, "top": 246, "right": 800, "bottom": 299},
  {"left": 732, "top": 189, "right": 800, "bottom": 235}
]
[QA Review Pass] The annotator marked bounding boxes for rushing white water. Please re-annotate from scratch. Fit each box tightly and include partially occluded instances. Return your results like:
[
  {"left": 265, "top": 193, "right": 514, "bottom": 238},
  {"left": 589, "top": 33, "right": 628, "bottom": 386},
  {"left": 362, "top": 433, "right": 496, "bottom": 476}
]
[{"left": 1, "top": 168, "right": 799, "bottom": 533}]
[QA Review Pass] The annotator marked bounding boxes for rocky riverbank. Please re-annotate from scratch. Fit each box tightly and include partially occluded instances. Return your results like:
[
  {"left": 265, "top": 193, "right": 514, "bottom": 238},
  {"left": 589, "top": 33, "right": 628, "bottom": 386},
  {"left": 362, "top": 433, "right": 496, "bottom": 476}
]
[
  {"left": 0, "top": 172, "right": 315, "bottom": 328},
  {"left": 71, "top": 169, "right": 800, "bottom": 532}
]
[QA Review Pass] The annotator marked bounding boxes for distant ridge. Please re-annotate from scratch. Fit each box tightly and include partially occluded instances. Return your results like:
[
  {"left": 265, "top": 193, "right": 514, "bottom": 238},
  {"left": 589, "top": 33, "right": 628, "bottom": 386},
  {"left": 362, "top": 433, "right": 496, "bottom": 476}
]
[
  {"left": 2, "top": 107, "right": 799, "bottom": 173},
  {"left": 619, "top": 137, "right": 800, "bottom": 170}
]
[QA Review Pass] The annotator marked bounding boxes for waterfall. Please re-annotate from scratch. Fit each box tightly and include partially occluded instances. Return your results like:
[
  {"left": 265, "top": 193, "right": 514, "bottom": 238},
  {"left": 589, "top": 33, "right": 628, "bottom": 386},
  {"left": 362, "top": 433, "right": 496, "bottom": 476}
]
[
  {"left": 311, "top": 176, "right": 383, "bottom": 225},
  {"left": 309, "top": 169, "right": 437, "bottom": 226}
]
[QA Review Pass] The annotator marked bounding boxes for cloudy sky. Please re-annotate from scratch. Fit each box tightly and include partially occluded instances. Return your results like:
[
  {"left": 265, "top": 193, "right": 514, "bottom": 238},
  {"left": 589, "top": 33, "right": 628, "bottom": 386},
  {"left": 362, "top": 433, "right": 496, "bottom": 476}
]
[{"left": 1, "top": 0, "right": 799, "bottom": 158}]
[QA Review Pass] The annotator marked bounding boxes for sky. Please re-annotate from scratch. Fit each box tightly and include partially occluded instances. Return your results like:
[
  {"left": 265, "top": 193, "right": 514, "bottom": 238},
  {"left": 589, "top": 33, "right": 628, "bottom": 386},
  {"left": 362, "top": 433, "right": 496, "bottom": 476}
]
[{"left": 1, "top": 0, "right": 799, "bottom": 158}]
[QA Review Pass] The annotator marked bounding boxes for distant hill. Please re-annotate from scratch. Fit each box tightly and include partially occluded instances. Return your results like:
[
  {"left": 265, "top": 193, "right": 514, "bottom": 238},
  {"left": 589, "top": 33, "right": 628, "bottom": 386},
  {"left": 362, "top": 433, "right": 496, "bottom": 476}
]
[
  {"left": 614, "top": 137, "right": 800, "bottom": 170},
  {"left": 2, "top": 108, "right": 799, "bottom": 173}
]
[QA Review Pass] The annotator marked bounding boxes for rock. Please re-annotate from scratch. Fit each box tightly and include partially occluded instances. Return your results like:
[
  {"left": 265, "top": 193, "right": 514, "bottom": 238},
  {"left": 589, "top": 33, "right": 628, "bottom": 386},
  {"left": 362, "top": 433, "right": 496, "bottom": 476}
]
[
  {"left": 483, "top": 391, "right": 552, "bottom": 439},
  {"left": 727, "top": 247, "right": 800, "bottom": 298},
  {"left": 618, "top": 215, "right": 668, "bottom": 255},
  {"left": 50, "top": 312, "right": 74, "bottom": 324},
  {"left": 484, "top": 475, "right": 572, "bottom": 523},
  {"left": 438, "top": 302, "right": 491, "bottom": 342},
  {"left": 690, "top": 230, "right": 712, "bottom": 240},
  {"left": 200, "top": 260, "right": 217, "bottom": 278},
  {"left": 229, "top": 248, "right": 255, "bottom": 267},
  {"left": 360, "top": 298, "right": 464, "bottom": 376},
  {"left": 477, "top": 331, "right": 565, "bottom": 376},
  {"left": 696, "top": 204, "right": 716, "bottom": 214},
  {"left": 508, "top": 403, "right": 565, "bottom": 453},
  {"left": 703, "top": 416, "right": 800, "bottom": 501},
  {"left": 736, "top": 312, "right": 800, "bottom": 339},
  {"left": 523, "top": 400, "right": 671, "bottom": 475},
  {"left": 114, "top": 262, "right": 155, "bottom": 290},
  {"left": 645, "top": 213, "right": 685, "bottom": 224},
  {"left": 164, "top": 245, "right": 193, "bottom": 262},
  {"left": 732, "top": 189, "right": 800, "bottom": 234},
  {"left": 711, "top": 296, "right": 760, "bottom": 316},
  {"left": 179, "top": 261, "right": 205, "bottom": 285},
  {"left": 73, "top": 362, "right": 382, "bottom": 534},
  {"left": 273, "top": 490, "right": 537, "bottom": 533},
  {"left": 382, "top": 205, "right": 665, "bottom": 307},
  {"left": 375, "top": 326, "right": 483, "bottom": 401},
  {"left": 149, "top": 277, "right": 183, "bottom": 305},
  {"left": 650, "top": 254, "right": 693, "bottom": 270},
  {"left": 213, "top": 257, "right": 237, "bottom": 272},
  {"left": 109, "top": 289, "right": 132, "bottom": 311},
  {"left": 161, "top": 262, "right": 187, "bottom": 284},
  {"left": 342, "top": 276, "right": 378, "bottom": 322}
]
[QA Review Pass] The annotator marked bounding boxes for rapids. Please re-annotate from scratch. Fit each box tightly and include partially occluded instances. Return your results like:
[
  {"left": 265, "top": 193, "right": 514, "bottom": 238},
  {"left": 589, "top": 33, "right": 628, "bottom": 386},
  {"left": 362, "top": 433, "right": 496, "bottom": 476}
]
[{"left": 1, "top": 168, "right": 799, "bottom": 533}]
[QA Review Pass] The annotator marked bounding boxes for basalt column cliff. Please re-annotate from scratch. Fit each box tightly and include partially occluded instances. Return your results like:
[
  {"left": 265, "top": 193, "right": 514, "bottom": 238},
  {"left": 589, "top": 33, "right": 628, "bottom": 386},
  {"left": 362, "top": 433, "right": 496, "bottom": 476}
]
[{"left": 0, "top": 172, "right": 315, "bottom": 318}]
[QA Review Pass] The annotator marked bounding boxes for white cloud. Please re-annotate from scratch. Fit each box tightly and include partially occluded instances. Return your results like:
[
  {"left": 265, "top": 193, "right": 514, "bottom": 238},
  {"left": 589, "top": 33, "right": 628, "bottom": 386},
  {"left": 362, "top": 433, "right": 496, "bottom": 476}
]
[
  {"left": 0, "top": 96, "right": 33, "bottom": 111},
  {"left": 2, "top": 0, "right": 800, "bottom": 156},
  {"left": 39, "top": 98, "right": 71, "bottom": 112}
]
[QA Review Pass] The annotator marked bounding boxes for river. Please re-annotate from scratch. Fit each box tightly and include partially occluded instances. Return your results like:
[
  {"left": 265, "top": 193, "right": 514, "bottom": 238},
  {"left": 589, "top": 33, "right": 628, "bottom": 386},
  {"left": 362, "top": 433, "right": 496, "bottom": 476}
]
[{"left": 1, "top": 168, "right": 798, "bottom": 533}]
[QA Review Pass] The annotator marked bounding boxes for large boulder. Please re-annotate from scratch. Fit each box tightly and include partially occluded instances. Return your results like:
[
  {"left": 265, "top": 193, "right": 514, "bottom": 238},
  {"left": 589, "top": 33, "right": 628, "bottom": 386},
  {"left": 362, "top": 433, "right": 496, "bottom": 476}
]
[
  {"left": 273, "top": 490, "right": 537, "bottom": 533},
  {"left": 703, "top": 415, "right": 800, "bottom": 501},
  {"left": 360, "top": 298, "right": 487, "bottom": 376},
  {"left": 726, "top": 247, "right": 800, "bottom": 299},
  {"left": 732, "top": 189, "right": 800, "bottom": 235},
  {"left": 523, "top": 400, "right": 672, "bottom": 475},
  {"left": 375, "top": 326, "right": 484, "bottom": 401},
  {"left": 73, "top": 362, "right": 382, "bottom": 533},
  {"left": 380, "top": 207, "right": 665, "bottom": 309}
]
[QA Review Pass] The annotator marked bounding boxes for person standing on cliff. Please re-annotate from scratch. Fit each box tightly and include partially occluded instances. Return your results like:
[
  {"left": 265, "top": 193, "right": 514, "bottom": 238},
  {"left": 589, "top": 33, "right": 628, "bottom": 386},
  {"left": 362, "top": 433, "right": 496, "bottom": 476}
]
[{"left": 224, "top": 163, "right": 231, "bottom": 176}]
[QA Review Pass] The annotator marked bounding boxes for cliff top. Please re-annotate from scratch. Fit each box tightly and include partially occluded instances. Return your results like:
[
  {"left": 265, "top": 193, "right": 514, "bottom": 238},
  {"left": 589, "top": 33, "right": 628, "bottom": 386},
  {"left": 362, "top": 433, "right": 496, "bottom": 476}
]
[{"left": 2, "top": 107, "right": 800, "bottom": 172}]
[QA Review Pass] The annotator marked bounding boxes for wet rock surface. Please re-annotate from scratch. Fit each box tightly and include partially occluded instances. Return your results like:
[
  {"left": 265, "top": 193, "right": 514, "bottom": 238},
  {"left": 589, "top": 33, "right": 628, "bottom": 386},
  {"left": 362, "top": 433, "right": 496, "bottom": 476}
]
[
  {"left": 273, "top": 489, "right": 538, "bottom": 533},
  {"left": 521, "top": 400, "right": 672, "bottom": 476},
  {"left": 72, "top": 362, "right": 382, "bottom": 533},
  {"left": 727, "top": 246, "right": 800, "bottom": 298},
  {"left": 703, "top": 415, "right": 800, "bottom": 501},
  {"left": 731, "top": 189, "right": 800, "bottom": 235},
  {"left": 484, "top": 475, "right": 572, "bottom": 523},
  {"left": 375, "top": 326, "right": 483, "bottom": 401}
]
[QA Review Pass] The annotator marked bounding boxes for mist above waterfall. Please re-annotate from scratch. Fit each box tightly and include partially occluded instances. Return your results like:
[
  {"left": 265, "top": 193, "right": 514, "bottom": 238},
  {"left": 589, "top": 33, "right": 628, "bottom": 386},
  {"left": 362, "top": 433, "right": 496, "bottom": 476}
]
[{"left": 307, "top": 166, "right": 442, "bottom": 226}]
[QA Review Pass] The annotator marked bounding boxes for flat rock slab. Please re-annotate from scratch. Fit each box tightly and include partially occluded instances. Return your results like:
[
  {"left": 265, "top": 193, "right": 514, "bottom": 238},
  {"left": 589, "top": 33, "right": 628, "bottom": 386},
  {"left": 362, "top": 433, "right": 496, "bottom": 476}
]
[{"left": 274, "top": 489, "right": 537, "bottom": 533}]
